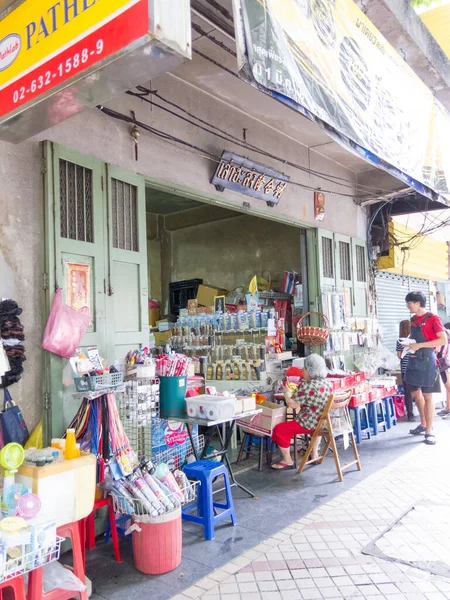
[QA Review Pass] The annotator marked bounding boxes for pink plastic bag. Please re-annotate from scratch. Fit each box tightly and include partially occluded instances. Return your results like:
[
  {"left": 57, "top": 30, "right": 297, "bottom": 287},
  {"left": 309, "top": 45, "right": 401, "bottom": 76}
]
[{"left": 42, "top": 288, "right": 90, "bottom": 359}]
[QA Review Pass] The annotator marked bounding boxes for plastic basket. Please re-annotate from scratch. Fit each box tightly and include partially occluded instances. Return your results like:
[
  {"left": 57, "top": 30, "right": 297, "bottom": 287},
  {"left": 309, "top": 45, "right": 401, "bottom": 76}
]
[
  {"left": 0, "top": 535, "right": 63, "bottom": 583},
  {"left": 112, "top": 480, "right": 198, "bottom": 518},
  {"left": 74, "top": 372, "right": 123, "bottom": 392}
]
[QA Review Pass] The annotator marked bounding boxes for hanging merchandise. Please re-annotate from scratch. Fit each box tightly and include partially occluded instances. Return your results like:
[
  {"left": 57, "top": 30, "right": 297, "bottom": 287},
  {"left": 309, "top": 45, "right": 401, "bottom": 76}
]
[
  {"left": 0, "top": 300, "right": 26, "bottom": 388},
  {"left": 42, "top": 288, "right": 90, "bottom": 359},
  {"left": 67, "top": 392, "right": 138, "bottom": 479},
  {"left": 0, "top": 389, "right": 29, "bottom": 446}
]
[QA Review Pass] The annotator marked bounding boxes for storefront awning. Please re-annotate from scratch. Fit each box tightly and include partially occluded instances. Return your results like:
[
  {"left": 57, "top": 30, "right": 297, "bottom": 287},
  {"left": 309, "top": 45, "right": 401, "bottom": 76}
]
[{"left": 232, "top": 0, "right": 450, "bottom": 207}]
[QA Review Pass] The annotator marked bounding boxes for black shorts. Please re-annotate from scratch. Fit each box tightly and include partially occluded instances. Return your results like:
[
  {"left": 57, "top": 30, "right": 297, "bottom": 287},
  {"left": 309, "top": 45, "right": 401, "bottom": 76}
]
[{"left": 407, "top": 377, "right": 441, "bottom": 395}]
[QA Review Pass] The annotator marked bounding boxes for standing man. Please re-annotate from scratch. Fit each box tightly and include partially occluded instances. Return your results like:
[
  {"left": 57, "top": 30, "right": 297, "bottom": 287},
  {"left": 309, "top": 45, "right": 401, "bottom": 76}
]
[{"left": 404, "top": 291, "right": 446, "bottom": 445}]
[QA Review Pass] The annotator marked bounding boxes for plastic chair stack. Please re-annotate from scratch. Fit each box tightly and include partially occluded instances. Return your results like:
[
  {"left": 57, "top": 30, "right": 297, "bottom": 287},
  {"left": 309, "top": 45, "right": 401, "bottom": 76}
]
[{"left": 182, "top": 460, "right": 237, "bottom": 540}]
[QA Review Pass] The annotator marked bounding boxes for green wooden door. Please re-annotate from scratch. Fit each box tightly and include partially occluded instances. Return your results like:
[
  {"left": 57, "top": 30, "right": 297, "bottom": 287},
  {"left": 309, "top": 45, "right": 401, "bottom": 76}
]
[
  {"left": 334, "top": 233, "right": 353, "bottom": 316},
  {"left": 42, "top": 143, "right": 148, "bottom": 442},
  {"left": 105, "top": 165, "right": 149, "bottom": 361},
  {"left": 317, "top": 229, "right": 336, "bottom": 293},
  {"left": 351, "top": 238, "right": 369, "bottom": 316}
]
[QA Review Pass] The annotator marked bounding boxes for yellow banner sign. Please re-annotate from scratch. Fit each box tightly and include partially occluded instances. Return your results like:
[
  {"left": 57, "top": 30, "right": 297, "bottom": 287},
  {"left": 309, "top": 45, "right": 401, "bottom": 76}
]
[{"left": 0, "top": 0, "right": 139, "bottom": 88}]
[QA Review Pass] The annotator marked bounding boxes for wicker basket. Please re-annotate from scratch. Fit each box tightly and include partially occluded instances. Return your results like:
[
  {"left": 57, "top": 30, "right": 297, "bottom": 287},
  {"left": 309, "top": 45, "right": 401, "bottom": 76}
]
[{"left": 296, "top": 312, "right": 329, "bottom": 346}]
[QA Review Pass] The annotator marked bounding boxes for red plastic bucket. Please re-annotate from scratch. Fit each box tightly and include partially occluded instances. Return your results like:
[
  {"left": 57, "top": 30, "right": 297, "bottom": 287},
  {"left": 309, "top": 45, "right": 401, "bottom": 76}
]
[{"left": 132, "top": 508, "right": 182, "bottom": 575}]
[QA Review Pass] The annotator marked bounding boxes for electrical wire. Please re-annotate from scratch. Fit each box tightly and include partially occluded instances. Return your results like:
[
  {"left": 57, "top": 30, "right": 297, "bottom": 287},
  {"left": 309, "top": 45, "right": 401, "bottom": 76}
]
[
  {"left": 97, "top": 104, "right": 381, "bottom": 199},
  {"left": 128, "top": 86, "right": 390, "bottom": 196},
  {"left": 192, "top": 23, "right": 237, "bottom": 58}
]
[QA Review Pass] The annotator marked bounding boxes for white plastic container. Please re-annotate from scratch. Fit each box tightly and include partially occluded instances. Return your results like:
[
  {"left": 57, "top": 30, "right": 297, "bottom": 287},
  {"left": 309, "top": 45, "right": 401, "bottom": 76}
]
[
  {"left": 185, "top": 395, "right": 235, "bottom": 421},
  {"left": 16, "top": 453, "right": 96, "bottom": 527}
]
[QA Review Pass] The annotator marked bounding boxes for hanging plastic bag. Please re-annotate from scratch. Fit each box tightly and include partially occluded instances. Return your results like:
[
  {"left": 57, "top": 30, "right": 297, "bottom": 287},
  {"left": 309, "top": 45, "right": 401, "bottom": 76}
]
[
  {"left": 42, "top": 289, "right": 90, "bottom": 359},
  {"left": 43, "top": 562, "right": 86, "bottom": 593},
  {"left": 25, "top": 419, "right": 43, "bottom": 449}
]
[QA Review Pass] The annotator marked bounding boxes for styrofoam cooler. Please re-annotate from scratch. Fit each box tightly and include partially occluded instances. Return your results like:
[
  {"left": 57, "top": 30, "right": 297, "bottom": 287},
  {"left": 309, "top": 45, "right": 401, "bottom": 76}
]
[
  {"left": 132, "top": 508, "right": 182, "bottom": 575},
  {"left": 185, "top": 395, "right": 235, "bottom": 420}
]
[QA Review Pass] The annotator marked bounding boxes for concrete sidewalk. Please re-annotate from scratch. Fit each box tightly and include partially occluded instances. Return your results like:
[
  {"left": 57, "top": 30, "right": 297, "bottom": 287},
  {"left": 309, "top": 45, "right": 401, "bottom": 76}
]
[{"left": 172, "top": 419, "right": 450, "bottom": 600}]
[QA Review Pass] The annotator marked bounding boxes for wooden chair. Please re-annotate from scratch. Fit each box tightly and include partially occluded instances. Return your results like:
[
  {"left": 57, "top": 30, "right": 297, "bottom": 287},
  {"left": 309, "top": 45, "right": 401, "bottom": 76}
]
[{"left": 297, "top": 391, "right": 361, "bottom": 482}]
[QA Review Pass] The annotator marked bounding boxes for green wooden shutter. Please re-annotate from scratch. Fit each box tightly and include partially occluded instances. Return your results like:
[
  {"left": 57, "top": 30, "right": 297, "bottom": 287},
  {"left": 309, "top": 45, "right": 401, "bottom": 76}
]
[
  {"left": 105, "top": 164, "right": 149, "bottom": 362},
  {"left": 43, "top": 144, "right": 149, "bottom": 441},
  {"left": 42, "top": 142, "right": 107, "bottom": 441},
  {"left": 351, "top": 238, "right": 369, "bottom": 316},
  {"left": 334, "top": 233, "right": 353, "bottom": 315},
  {"left": 317, "top": 229, "right": 336, "bottom": 291}
]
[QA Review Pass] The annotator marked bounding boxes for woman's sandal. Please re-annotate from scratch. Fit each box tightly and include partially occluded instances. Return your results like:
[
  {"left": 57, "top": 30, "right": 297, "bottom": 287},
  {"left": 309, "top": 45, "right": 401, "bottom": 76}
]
[
  {"left": 271, "top": 462, "right": 295, "bottom": 470},
  {"left": 424, "top": 434, "right": 436, "bottom": 445}
]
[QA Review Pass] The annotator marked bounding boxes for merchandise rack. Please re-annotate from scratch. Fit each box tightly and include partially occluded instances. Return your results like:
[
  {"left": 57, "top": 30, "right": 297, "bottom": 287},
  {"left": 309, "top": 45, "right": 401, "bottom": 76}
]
[
  {"left": 112, "top": 481, "right": 198, "bottom": 517},
  {"left": 152, "top": 433, "right": 205, "bottom": 469},
  {"left": 118, "top": 378, "right": 160, "bottom": 460},
  {"left": 0, "top": 535, "right": 63, "bottom": 583}
]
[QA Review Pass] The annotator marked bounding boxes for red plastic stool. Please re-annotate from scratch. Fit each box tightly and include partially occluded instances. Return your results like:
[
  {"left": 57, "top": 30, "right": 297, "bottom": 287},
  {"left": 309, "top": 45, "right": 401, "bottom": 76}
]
[
  {"left": 85, "top": 496, "right": 122, "bottom": 563},
  {"left": 0, "top": 575, "right": 26, "bottom": 600},
  {"left": 27, "top": 521, "right": 88, "bottom": 600}
]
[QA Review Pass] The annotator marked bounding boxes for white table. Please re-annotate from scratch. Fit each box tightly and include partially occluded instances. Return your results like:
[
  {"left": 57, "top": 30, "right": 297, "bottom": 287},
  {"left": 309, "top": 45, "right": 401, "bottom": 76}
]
[{"left": 176, "top": 409, "right": 262, "bottom": 498}]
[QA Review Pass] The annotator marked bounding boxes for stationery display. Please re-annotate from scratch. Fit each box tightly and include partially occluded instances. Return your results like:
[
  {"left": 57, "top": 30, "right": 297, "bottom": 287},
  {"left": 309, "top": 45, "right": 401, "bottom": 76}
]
[
  {"left": 70, "top": 347, "right": 123, "bottom": 392},
  {"left": 156, "top": 354, "right": 190, "bottom": 377}
]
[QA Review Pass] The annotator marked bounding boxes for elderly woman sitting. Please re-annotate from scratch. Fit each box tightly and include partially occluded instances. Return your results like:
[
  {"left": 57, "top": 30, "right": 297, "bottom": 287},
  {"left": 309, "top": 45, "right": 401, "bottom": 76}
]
[{"left": 271, "top": 354, "right": 331, "bottom": 470}]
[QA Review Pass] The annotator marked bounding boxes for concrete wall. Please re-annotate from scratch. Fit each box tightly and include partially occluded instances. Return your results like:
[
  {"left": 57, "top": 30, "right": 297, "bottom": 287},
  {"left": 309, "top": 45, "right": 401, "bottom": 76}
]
[
  {"left": 0, "top": 70, "right": 366, "bottom": 429},
  {"left": 147, "top": 212, "right": 302, "bottom": 311},
  {"left": 169, "top": 214, "right": 301, "bottom": 293}
]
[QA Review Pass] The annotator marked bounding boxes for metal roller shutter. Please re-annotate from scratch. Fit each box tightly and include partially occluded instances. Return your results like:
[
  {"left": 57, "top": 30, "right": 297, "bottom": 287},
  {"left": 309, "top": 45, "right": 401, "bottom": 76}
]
[{"left": 376, "top": 272, "right": 430, "bottom": 352}]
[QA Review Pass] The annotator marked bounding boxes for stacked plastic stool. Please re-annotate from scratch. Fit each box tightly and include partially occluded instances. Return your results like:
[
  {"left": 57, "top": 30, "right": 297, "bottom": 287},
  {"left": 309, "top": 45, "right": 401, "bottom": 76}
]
[
  {"left": 0, "top": 575, "right": 27, "bottom": 600},
  {"left": 383, "top": 396, "right": 397, "bottom": 429},
  {"left": 182, "top": 460, "right": 236, "bottom": 541},
  {"left": 27, "top": 521, "right": 88, "bottom": 600},
  {"left": 85, "top": 496, "right": 122, "bottom": 563},
  {"left": 368, "top": 398, "right": 387, "bottom": 435},
  {"left": 349, "top": 405, "right": 371, "bottom": 444}
]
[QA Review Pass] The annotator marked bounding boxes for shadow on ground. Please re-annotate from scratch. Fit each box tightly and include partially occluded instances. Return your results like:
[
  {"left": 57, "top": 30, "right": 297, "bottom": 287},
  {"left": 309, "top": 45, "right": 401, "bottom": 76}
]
[{"left": 87, "top": 420, "right": 441, "bottom": 600}]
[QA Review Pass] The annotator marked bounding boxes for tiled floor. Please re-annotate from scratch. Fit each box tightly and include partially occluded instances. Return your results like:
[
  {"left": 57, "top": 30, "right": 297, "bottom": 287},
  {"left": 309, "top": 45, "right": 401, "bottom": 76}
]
[
  {"left": 88, "top": 417, "right": 450, "bottom": 599},
  {"left": 171, "top": 420, "right": 450, "bottom": 600}
]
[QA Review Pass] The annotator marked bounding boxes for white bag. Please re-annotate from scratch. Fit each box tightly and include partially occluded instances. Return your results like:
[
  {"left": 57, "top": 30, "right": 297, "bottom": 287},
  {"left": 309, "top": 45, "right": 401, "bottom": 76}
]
[{"left": 43, "top": 561, "right": 86, "bottom": 593}]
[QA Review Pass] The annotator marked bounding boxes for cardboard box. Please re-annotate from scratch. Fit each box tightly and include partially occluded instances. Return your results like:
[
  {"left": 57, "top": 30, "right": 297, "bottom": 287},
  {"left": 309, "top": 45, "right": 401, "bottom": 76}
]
[
  {"left": 196, "top": 284, "right": 228, "bottom": 308},
  {"left": 154, "top": 330, "right": 172, "bottom": 346},
  {"left": 148, "top": 307, "right": 160, "bottom": 327},
  {"left": 237, "top": 401, "right": 286, "bottom": 435}
]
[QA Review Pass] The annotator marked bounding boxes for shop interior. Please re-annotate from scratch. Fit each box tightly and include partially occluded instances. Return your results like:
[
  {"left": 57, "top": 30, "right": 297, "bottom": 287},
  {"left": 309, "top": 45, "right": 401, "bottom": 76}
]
[{"left": 146, "top": 188, "right": 304, "bottom": 320}]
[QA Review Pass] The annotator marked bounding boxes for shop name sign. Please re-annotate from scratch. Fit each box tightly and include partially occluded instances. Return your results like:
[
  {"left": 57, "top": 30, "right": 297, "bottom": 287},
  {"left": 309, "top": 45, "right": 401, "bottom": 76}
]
[
  {"left": 0, "top": 0, "right": 148, "bottom": 119},
  {"left": 211, "top": 151, "right": 289, "bottom": 206}
]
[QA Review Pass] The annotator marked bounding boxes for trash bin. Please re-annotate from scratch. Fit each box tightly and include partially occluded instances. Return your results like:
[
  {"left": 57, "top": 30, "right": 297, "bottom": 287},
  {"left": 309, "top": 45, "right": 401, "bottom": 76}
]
[
  {"left": 159, "top": 376, "right": 187, "bottom": 419},
  {"left": 132, "top": 508, "right": 182, "bottom": 575}
]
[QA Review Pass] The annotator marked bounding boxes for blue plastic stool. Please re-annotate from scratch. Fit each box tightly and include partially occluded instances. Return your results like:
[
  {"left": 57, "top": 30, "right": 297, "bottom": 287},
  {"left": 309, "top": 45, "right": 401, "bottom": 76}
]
[
  {"left": 349, "top": 405, "right": 371, "bottom": 444},
  {"left": 368, "top": 399, "right": 387, "bottom": 435},
  {"left": 383, "top": 396, "right": 397, "bottom": 429},
  {"left": 182, "top": 460, "right": 237, "bottom": 540}
]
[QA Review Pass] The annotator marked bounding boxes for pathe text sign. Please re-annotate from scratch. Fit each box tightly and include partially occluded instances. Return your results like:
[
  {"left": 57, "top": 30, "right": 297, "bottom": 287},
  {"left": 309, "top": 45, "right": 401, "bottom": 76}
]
[
  {"left": 0, "top": 0, "right": 148, "bottom": 120},
  {"left": 211, "top": 151, "right": 289, "bottom": 206}
]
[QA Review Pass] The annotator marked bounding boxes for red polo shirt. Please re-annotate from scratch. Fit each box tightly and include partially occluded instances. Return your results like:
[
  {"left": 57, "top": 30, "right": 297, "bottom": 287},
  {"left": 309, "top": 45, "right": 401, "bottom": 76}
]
[{"left": 411, "top": 313, "right": 444, "bottom": 342}]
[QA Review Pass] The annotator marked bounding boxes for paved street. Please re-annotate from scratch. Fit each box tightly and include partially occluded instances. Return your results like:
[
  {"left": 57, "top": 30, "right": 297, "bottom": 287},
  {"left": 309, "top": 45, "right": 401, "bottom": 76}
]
[{"left": 172, "top": 418, "right": 450, "bottom": 600}]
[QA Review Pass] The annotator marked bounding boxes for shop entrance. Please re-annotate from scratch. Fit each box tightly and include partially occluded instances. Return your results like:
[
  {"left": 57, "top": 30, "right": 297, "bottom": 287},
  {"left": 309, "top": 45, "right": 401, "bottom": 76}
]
[{"left": 145, "top": 186, "right": 308, "bottom": 359}]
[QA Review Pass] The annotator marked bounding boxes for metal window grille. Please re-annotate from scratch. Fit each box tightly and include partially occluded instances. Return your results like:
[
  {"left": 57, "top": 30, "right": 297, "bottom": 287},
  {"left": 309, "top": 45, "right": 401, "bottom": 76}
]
[
  {"left": 59, "top": 159, "right": 93, "bottom": 242},
  {"left": 111, "top": 178, "right": 138, "bottom": 251},
  {"left": 356, "top": 245, "right": 367, "bottom": 282},
  {"left": 322, "top": 236, "right": 334, "bottom": 279},
  {"left": 339, "top": 241, "right": 351, "bottom": 281}
]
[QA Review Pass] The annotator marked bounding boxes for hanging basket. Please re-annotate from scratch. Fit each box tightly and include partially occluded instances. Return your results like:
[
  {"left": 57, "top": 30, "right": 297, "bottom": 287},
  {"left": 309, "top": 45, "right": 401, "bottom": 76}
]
[{"left": 297, "top": 312, "right": 329, "bottom": 346}]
